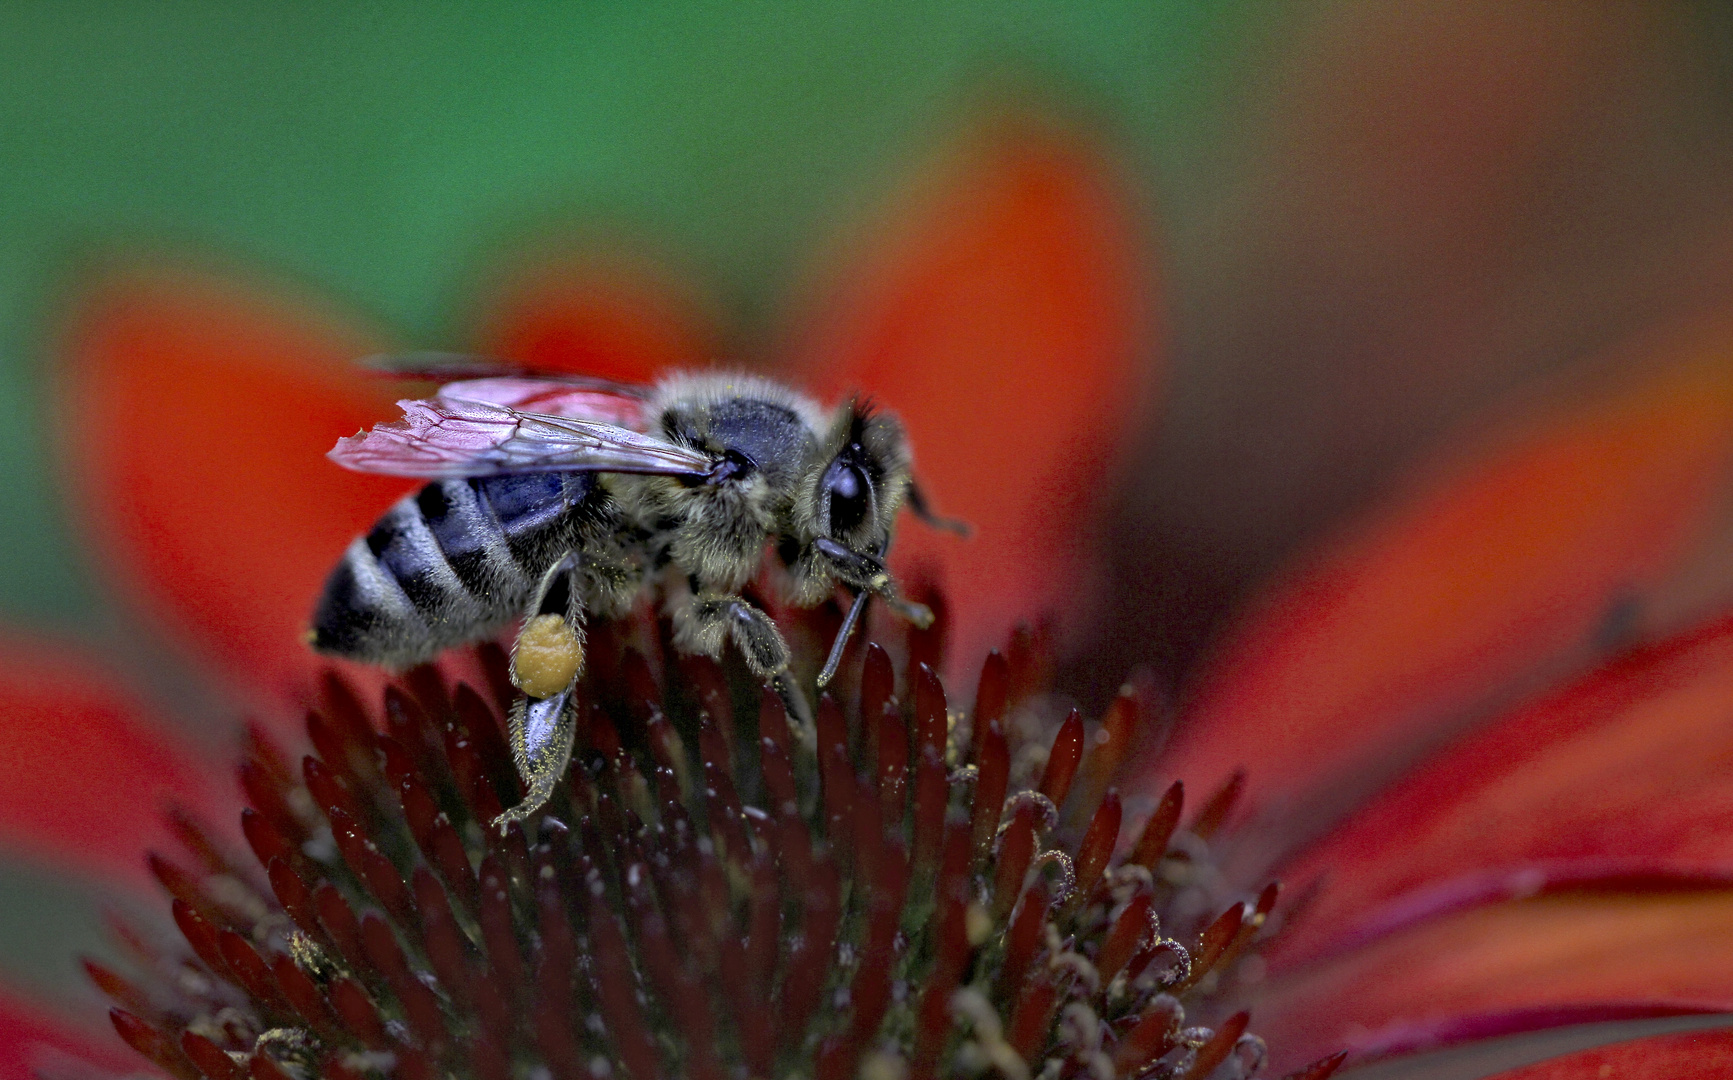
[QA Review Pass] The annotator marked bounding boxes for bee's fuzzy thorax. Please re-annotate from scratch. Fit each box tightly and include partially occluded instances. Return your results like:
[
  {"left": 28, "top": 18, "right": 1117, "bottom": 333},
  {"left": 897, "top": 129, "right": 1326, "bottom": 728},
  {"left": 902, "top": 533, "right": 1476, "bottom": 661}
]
[{"left": 647, "top": 368, "right": 831, "bottom": 437}]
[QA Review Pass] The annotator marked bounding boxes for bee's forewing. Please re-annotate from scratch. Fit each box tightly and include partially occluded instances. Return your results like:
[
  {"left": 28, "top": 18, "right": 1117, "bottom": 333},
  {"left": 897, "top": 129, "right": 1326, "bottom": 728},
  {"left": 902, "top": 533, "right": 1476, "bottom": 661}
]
[{"left": 329, "top": 396, "right": 711, "bottom": 479}]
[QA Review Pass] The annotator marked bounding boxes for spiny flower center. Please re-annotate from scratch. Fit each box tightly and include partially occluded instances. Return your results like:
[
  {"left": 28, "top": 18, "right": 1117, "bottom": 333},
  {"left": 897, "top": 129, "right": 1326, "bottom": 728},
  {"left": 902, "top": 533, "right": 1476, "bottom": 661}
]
[{"left": 94, "top": 614, "right": 1345, "bottom": 1080}]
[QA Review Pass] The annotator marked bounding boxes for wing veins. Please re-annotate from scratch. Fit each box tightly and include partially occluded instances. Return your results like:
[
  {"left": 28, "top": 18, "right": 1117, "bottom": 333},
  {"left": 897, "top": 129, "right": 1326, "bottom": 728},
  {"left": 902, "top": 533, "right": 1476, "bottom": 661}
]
[{"left": 329, "top": 396, "right": 713, "bottom": 480}]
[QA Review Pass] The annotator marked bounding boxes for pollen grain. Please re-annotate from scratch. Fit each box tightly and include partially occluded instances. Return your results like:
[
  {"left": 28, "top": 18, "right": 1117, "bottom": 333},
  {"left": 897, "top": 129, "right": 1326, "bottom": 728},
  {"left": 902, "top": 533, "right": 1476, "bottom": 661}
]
[{"left": 511, "top": 613, "right": 584, "bottom": 697}]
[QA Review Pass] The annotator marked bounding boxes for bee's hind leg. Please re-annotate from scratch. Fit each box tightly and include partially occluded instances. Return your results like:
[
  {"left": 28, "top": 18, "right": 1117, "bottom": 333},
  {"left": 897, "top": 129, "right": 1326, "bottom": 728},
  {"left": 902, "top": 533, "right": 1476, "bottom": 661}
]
[
  {"left": 494, "top": 687, "right": 577, "bottom": 835},
  {"left": 510, "top": 553, "right": 587, "bottom": 700},
  {"left": 496, "top": 553, "right": 587, "bottom": 833},
  {"left": 687, "top": 592, "right": 813, "bottom": 747}
]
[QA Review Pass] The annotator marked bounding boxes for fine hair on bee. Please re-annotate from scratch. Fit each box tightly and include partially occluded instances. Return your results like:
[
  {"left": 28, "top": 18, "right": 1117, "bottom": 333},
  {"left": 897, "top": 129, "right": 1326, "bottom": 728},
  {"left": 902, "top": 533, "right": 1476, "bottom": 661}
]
[{"left": 309, "top": 360, "right": 965, "bottom": 829}]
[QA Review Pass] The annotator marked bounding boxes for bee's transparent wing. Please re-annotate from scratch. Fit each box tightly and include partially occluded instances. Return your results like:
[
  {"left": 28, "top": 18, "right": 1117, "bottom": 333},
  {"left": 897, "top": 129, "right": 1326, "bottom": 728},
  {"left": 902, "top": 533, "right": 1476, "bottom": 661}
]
[
  {"left": 360, "top": 352, "right": 651, "bottom": 393},
  {"left": 359, "top": 352, "right": 655, "bottom": 428},
  {"left": 329, "top": 396, "right": 713, "bottom": 479},
  {"left": 435, "top": 378, "right": 648, "bottom": 428}
]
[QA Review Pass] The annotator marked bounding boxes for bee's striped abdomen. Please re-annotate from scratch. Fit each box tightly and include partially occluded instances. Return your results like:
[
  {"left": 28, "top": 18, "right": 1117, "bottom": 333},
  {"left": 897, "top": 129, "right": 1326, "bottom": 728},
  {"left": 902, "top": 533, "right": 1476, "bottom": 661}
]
[{"left": 310, "top": 473, "right": 598, "bottom": 669}]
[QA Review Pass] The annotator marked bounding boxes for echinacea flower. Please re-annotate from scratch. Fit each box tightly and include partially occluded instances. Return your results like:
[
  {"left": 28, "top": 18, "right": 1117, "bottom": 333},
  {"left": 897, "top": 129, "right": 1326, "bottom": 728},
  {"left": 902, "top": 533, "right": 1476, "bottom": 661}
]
[{"left": 0, "top": 109, "right": 1731, "bottom": 1080}]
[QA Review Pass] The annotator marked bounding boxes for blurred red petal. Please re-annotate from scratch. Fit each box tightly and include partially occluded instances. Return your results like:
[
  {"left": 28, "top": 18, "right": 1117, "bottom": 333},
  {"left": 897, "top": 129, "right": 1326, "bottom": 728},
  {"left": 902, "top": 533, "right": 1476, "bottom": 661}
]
[
  {"left": 60, "top": 266, "right": 411, "bottom": 706},
  {"left": 474, "top": 250, "right": 716, "bottom": 382},
  {"left": 1485, "top": 1027, "right": 1733, "bottom": 1080},
  {"left": 1271, "top": 614, "right": 1733, "bottom": 966},
  {"left": 792, "top": 113, "right": 1153, "bottom": 670},
  {"left": 0, "top": 981, "right": 140, "bottom": 1080},
  {"left": 1159, "top": 325, "right": 1733, "bottom": 851},
  {"left": 1257, "top": 889, "right": 1733, "bottom": 1072},
  {"left": 0, "top": 635, "right": 234, "bottom": 892}
]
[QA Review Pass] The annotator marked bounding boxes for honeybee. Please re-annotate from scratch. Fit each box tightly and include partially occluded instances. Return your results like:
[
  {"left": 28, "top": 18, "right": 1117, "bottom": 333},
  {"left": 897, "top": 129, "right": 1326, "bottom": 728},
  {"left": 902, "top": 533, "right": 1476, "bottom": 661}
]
[{"left": 310, "top": 356, "right": 961, "bottom": 828}]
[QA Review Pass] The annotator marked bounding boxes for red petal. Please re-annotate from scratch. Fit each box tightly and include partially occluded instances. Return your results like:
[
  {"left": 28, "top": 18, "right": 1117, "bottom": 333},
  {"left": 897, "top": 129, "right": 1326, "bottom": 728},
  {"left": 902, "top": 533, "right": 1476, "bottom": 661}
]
[
  {"left": 1271, "top": 614, "right": 1733, "bottom": 966},
  {"left": 1157, "top": 332, "right": 1733, "bottom": 849},
  {"left": 473, "top": 249, "right": 716, "bottom": 382},
  {"left": 0, "top": 981, "right": 140, "bottom": 1080},
  {"left": 59, "top": 266, "right": 411, "bottom": 705},
  {"left": 1255, "top": 889, "right": 1733, "bottom": 1073},
  {"left": 790, "top": 113, "right": 1153, "bottom": 670},
  {"left": 1486, "top": 1028, "right": 1733, "bottom": 1080},
  {"left": 0, "top": 635, "right": 237, "bottom": 891}
]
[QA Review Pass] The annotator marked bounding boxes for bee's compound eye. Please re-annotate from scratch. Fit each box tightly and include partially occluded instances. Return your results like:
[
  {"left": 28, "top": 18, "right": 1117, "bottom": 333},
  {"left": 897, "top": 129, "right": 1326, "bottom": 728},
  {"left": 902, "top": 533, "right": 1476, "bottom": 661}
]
[{"left": 822, "top": 458, "right": 870, "bottom": 535}]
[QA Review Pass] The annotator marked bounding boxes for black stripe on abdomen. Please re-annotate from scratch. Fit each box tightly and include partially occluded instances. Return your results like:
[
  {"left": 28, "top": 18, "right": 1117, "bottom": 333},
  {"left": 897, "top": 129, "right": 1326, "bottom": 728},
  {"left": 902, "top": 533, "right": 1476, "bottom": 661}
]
[
  {"left": 364, "top": 504, "right": 452, "bottom": 615},
  {"left": 474, "top": 472, "right": 591, "bottom": 570},
  {"left": 417, "top": 479, "right": 501, "bottom": 595},
  {"left": 309, "top": 553, "right": 391, "bottom": 656}
]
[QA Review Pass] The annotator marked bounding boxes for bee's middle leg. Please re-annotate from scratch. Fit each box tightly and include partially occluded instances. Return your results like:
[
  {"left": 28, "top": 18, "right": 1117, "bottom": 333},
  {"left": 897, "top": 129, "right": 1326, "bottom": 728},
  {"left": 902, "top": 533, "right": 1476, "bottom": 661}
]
[
  {"left": 497, "top": 553, "right": 586, "bottom": 833},
  {"left": 685, "top": 591, "right": 812, "bottom": 743},
  {"left": 686, "top": 592, "right": 788, "bottom": 679}
]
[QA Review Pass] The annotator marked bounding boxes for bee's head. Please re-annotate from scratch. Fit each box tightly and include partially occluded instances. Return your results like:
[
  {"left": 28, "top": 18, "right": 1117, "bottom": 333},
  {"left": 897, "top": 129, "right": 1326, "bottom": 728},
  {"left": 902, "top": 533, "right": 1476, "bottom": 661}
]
[
  {"left": 798, "top": 400, "right": 946, "bottom": 688},
  {"left": 784, "top": 400, "right": 914, "bottom": 612},
  {"left": 804, "top": 401, "right": 910, "bottom": 552}
]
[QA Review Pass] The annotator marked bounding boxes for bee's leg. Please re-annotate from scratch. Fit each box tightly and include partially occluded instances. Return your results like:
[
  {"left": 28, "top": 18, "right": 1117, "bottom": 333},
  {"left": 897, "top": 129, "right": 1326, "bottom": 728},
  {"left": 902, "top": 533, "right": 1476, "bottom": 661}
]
[
  {"left": 493, "top": 686, "right": 576, "bottom": 835},
  {"left": 812, "top": 536, "right": 935, "bottom": 630},
  {"left": 497, "top": 553, "right": 586, "bottom": 832},
  {"left": 510, "top": 553, "right": 586, "bottom": 699},
  {"left": 689, "top": 592, "right": 813, "bottom": 745},
  {"left": 688, "top": 592, "right": 789, "bottom": 679}
]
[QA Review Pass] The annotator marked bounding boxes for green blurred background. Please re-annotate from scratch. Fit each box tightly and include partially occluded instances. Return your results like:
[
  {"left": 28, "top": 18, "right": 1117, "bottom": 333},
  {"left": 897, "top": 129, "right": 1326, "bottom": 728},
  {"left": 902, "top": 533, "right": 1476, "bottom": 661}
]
[
  {"left": 0, "top": 1, "right": 1241, "bottom": 633},
  {"left": 6, "top": 0, "right": 1733, "bottom": 1029}
]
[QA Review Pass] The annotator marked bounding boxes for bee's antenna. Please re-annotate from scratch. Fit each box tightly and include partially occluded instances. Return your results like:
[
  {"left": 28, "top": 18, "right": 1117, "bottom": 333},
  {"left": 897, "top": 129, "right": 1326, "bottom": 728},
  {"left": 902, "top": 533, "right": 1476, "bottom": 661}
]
[
  {"left": 907, "top": 478, "right": 971, "bottom": 537},
  {"left": 816, "top": 589, "right": 872, "bottom": 689}
]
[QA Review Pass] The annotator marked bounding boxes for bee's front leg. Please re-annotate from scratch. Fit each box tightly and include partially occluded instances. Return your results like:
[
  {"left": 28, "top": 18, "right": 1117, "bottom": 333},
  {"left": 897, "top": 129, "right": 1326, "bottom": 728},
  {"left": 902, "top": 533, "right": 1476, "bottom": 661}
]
[
  {"left": 495, "top": 552, "right": 586, "bottom": 833},
  {"left": 809, "top": 534, "right": 928, "bottom": 690},
  {"left": 811, "top": 536, "right": 934, "bottom": 628}
]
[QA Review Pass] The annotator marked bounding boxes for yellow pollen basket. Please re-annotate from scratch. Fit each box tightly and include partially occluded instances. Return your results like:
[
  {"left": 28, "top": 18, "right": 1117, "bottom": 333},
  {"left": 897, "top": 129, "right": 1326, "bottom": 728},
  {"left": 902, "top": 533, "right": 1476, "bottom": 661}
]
[{"left": 511, "top": 613, "right": 584, "bottom": 698}]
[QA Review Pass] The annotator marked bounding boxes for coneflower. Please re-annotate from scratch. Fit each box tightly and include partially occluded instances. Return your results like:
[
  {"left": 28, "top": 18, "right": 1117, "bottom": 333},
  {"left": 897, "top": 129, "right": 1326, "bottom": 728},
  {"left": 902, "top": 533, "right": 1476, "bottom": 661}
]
[
  {"left": 92, "top": 600, "right": 1342, "bottom": 1080},
  {"left": 33, "top": 107, "right": 1733, "bottom": 1080}
]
